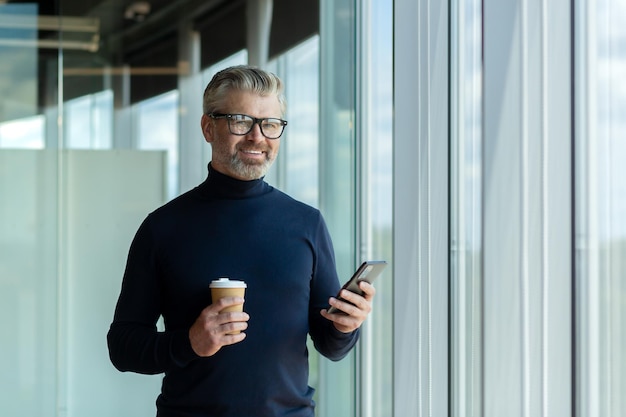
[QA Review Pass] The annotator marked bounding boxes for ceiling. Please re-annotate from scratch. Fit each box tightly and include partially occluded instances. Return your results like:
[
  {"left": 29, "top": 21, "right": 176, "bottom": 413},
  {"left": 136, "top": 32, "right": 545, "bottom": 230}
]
[
  {"left": 0, "top": 0, "right": 317, "bottom": 109},
  {"left": 2, "top": 0, "right": 229, "bottom": 59}
]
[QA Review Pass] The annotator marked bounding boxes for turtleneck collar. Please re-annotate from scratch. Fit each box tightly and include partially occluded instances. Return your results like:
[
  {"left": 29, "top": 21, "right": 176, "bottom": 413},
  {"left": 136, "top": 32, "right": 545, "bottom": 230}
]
[{"left": 197, "top": 163, "right": 271, "bottom": 199}]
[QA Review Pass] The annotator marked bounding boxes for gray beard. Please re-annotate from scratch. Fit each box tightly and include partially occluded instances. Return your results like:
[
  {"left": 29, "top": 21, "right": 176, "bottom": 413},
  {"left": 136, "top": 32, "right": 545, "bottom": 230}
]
[{"left": 230, "top": 155, "right": 273, "bottom": 180}]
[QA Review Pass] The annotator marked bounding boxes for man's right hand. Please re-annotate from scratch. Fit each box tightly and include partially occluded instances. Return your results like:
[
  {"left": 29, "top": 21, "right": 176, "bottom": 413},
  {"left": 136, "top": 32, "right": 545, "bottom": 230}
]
[{"left": 188, "top": 297, "right": 249, "bottom": 357}]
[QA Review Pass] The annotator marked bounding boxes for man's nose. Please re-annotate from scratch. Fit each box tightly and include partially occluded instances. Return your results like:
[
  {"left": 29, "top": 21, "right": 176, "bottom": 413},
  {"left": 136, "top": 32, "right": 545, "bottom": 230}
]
[{"left": 246, "top": 122, "right": 265, "bottom": 140}]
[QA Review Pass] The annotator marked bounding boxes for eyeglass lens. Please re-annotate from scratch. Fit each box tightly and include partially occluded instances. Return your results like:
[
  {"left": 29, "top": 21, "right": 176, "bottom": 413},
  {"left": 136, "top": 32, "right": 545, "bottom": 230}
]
[{"left": 228, "top": 114, "right": 285, "bottom": 138}]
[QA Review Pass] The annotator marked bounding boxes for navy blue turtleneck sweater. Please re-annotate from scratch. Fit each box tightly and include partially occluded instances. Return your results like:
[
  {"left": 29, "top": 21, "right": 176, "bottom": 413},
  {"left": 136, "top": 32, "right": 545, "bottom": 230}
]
[{"left": 107, "top": 164, "right": 359, "bottom": 417}]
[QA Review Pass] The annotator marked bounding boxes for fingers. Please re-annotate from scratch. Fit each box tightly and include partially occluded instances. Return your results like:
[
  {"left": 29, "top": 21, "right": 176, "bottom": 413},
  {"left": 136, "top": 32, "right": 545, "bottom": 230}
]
[
  {"left": 321, "top": 282, "right": 376, "bottom": 333},
  {"left": 327, "top": 294, "right": 369, "bottom": 318},
  {"left": 189, "top": 302, "right": 250, "bottom": 357},
  {"left": 357, "top": 281, "right": 377, "bottom": 299},
  {"left": 203, "top": 310, "right": 250, "bottom": 331},
  {"left": 335, "top": 282, "right": 375, "bottom": 314},
  {"left": 320, "top": 301, "right": 364, "bottom": 333},
  {"left": 211, "top": 296, "right": 245, "bottom": 312}
]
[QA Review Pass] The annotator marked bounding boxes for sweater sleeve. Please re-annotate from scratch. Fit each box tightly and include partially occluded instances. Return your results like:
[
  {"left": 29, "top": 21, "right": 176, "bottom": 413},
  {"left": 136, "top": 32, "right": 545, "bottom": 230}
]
[
  {"left": 107, "top": 216, "right": 198, "bottom": 374},
  {"left": 307, "top": 214, "right": 360, "bottom": 361}
]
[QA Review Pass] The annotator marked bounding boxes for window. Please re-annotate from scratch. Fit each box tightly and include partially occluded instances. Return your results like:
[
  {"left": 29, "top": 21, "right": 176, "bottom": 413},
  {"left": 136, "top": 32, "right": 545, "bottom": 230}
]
[
  {"left": 65, "top": 90, "right": 113, "bottom": 149},
  {"left": 269, "top": 36, "right": 320, "bottom": 207},
  {"left": 133, "top": 91, "right": 180, "bottom": 200},
  {"left": 0, "top": 115, "right": 44, "bottom": 149},
  {"left": 575, "top": 0, "right": 626, "bottom": 415},
  {"left": 360, "top": 1, "right": 393, "bottom": 416},
  {"left": 451, "top": 0, "right": 483, "bottom": 415},
  {"left": 202, "top": 50, "right": 248, "bottom": 85}
]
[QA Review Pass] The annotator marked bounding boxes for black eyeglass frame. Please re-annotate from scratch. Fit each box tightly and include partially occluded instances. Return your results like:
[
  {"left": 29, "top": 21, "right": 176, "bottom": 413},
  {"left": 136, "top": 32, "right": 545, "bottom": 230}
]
[{"left": 209, "top": 113, "right": 288, "bottom": 139}]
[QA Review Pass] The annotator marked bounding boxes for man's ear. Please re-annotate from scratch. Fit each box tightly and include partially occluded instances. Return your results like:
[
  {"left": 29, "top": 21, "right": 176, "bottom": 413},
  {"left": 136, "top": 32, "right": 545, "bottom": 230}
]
[{"left": 200, "top": 114, "right": 214, "bottom": 143}]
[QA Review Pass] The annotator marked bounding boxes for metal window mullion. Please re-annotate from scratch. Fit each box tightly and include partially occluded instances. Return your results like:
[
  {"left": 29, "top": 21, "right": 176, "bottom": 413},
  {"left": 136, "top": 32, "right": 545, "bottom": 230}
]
[
  {"left": 540, "top": 0, "right": 550, "bottom": 415},
  {"left": 354, "top": 0, "right": 371, "bottom": 416},
  {"left": 574, "top": 0, "right": 601, "bottom": 415},
  {"left": 601, "top": 2, "right": 614, "bottom": 416},
  {"left": 449, "top": 0, "right": 467, "bottom": 415},
  {"left": 520, "top": 1, "right": 531, "bottom": 417},
  {"left": 177, "top": 23, "right": 203, "bottom": 194}
]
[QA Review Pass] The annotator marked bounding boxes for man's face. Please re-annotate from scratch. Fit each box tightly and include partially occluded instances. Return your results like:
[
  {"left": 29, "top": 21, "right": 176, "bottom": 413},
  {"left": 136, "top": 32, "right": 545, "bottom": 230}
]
[{"left": 201, "top": 90, "right": 282, "bottom": 181}]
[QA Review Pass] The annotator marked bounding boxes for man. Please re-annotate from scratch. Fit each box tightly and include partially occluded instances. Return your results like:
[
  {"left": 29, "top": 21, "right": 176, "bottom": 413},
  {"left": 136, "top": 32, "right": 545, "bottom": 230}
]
[{"left": 107, "top": 65, "right": 376, "bottom": 417}]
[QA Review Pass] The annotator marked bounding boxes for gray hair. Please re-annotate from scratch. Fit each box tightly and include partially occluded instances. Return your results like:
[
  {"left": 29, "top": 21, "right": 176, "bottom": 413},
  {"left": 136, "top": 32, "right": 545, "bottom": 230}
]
[{"left": 202, "top": 65, "right": 287, "bottom": 116}]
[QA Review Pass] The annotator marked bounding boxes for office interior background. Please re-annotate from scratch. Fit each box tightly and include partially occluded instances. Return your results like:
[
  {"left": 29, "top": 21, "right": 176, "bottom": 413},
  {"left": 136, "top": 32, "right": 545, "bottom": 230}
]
[{"left": 0, "top": 0, "right": 624, "bottom": 416}]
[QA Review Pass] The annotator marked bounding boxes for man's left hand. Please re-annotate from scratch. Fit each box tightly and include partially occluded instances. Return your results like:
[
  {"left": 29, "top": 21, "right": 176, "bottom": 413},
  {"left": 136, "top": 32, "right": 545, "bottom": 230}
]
[{"left": 320, "top": 281, "right": 376, "bottom": 333}]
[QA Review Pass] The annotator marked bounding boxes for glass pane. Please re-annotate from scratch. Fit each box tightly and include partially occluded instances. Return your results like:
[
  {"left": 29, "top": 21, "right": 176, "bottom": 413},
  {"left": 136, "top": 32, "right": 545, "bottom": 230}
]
[
  {"left": 0, "top": 3, "right": 38, "bottom": 124},
  {"left": 0, "top": 115, "right": 45, "bottom": 149},
  {"left": 0, "top": 4, "right": 57, "bottom": 417},
  {"left": 276, "top": 35, "right": 320, "bottom": 207},
  {"left": 134, "top": 91, "right": 180, "bottom": 200},
  {"left": 65, "top": 90, "right": 113, "bottom": 149},
  {"left": 266, "top": 33, "right": 323, "bottom": 410},
  {"left": 362, "top": 1, "right": 393, "bottom": 416},
  {"left": 576, "top": 0, "right": 626, "bottom": 415},
  {"left": 318, "top": 0, "right": 357, "bottom": 416},
  {"left": 202, "top": 50, "right": 248, "bottom": 84},
  {"left": 451, "top": 0, "right": 483, "bottom": 415}
]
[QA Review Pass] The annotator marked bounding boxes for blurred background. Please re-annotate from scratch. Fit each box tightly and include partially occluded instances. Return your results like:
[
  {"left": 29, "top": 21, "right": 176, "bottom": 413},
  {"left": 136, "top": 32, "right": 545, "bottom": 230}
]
[{"left": 0, "top": 1, "right": 624, "bottom": 417}]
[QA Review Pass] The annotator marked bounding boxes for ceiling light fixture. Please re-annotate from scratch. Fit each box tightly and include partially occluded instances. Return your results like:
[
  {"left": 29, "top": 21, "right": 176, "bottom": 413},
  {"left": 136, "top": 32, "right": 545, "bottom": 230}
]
[
  {"left": 124, "top": 1, "right": 151, "bottom": 22},
  {"left": 0, "top": 14, "right": 100, "bottom": 52}
]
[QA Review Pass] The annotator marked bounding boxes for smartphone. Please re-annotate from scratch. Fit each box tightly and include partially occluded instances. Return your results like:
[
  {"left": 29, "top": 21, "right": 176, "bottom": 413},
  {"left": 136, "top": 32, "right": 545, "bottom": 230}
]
[{"left": 327, "top": 260, "right": 388, "bottom": 314}]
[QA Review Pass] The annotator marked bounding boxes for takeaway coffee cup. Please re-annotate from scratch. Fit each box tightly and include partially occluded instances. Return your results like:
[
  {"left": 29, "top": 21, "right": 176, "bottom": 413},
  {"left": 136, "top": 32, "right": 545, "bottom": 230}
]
[
  {"left": 209, "top": 278, "right": 247, "bottom": 335},
  {"left": 209, "top": 278, "right": 247, "bottom": 313}
]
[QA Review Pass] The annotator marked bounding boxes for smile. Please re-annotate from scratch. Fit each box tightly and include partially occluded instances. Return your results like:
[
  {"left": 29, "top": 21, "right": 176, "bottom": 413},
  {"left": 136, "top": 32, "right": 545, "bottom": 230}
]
[{"left": 241, "top": 150, "right": 265, "bottom": 155}]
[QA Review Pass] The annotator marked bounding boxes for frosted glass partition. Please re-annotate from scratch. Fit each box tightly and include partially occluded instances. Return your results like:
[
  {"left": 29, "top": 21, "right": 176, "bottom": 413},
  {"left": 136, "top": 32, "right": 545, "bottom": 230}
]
[
  {"left": 0, "top": 149, "right": 166, "bottom": 417},
  {"left": 0, "top": 150, "right": 58, "bottom": 417}
]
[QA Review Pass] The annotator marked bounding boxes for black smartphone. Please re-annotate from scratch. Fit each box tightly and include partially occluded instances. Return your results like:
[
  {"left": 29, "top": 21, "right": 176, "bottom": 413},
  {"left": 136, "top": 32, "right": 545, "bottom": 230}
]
[{"left": 327, "top": 260, "right": 388, "bottom": 314}]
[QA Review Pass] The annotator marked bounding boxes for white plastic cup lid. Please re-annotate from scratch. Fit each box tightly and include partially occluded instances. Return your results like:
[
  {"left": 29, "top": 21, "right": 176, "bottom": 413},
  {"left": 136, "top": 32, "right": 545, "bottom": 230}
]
[{"left": 209, "top": 277, "right": 247, "bottom": 288}]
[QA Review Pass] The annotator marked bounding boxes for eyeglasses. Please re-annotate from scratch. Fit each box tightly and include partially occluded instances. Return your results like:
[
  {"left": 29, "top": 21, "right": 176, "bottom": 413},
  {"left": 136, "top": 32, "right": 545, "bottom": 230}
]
[{"left": 209, "top": 113, "right": 288, "bottom": 139}]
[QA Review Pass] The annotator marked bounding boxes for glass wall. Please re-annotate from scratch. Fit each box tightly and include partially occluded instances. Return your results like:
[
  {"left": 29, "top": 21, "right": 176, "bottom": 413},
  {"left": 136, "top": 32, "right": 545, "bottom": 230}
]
[
  {"left": 133, "top": 91, "right": 179, "bottom": 200},
  {"left": 0, "top": 1, "right": 390, "bottom": 416},
  {"left": 393, "top": 0, "right": 450, "bottom": 415},
  {"left": 65, "top": 90, "right": 113, "bottom": 149},
  {"left": 0, "top": 115, "right": 45, "bottom": 148},
  {"left": 270, "top": 34, "right": 324, "bottom": 407},
  {"left": 359, "top": 1, "right": 393, "bottom": 417},
  {"left": 447, "top": 0, "right": 623, "bottom": 415},
  {"left": 268, "top": 35, "right": 320, "bottom": 206},
  {"left": 575, "top": 0, "right": 626, "bottom": 415},
  {"left": 459, "top": 0, "right": 575, "bottom": 415},
  {"left": 9, "top": 0, "right": 626, "bottom": 416},
  {"left": 451, "top": 0, "right": 483, "bottom": 415},
  {"left": 317, "top": 1, "right": 358, "bottom": 416},
  {"left": 1, "top": 4, "right": 60, "bottom": 417}
]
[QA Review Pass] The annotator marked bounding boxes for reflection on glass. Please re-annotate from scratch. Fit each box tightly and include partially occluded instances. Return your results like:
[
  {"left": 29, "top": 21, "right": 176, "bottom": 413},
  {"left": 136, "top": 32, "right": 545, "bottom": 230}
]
[
  {"left": 0, "top": 115, "right": 44, "bottom": 148},
  {"left": 451, "top": 0, "right": 483, "bottom": 415},
  {"left": 65, "top": 90, "right": 113, "bottom": 149},
  {"left": 0, "top": 3, "right": 38, "bottom": 123},
  {"left": 363, "top": 0, "right": 393, "bottom": 416},
  {"left": 576, "top": 0, "right": 626, "bottom": 416},
  {"left": 274, "top": 35, "right": 320, "bottom": 207},
  {"left": 133, "top": 91, "right": 179, "bottom": 200}
]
